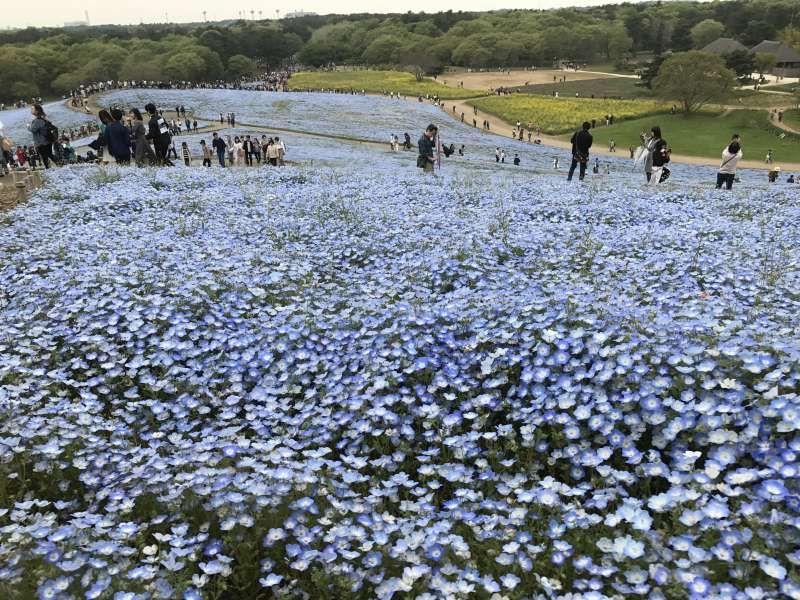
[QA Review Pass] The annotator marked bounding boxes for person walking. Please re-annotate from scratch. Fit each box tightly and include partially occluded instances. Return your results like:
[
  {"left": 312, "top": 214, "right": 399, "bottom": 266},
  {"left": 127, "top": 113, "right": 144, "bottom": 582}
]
[
  {"left": 200, "top": 140, "right": 212, "bottom": 167},
  {"left": 181, "top": 141, "right": 191, "bottom": 166},
  {"left": 105, "top": 108, "right": 131, "bottom": 165},
  {"left": 243, "top": 135, "right": 254, "bottom": 166},
  {"left": 130, "top": 108, "right": 156, "bottom": 167},
  {"left": 212, "top": 132, "right": 226, "bottom": 167},
  {"left": 275, "top": 137, "right": 286, "bottom": 165},
  {"left": 567, "top": 121, "right": 593, "bottom": 182},
  {"left": 417, "top": 124, "right": 437, "bottom": 173},
  {"left": 29, "top": 104, "right": 55, "bottom": 169},
  {"left": 266, "top": 140, "right": 280, "bottom": 166},
  {"left": 716, "top": 138, "right": 743, "bottom": 190},
  {"left": 232, "top": 136, "right": 243, "bottom": 166},
  {"left": 145, "top": 103, "right": 173, "bottom": 166}
]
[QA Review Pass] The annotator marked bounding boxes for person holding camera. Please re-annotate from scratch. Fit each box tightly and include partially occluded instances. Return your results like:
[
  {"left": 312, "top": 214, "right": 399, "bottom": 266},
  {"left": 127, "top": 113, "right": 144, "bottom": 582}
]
[{"left": 716, "top": 135, "right": 743, "bottom": 190}]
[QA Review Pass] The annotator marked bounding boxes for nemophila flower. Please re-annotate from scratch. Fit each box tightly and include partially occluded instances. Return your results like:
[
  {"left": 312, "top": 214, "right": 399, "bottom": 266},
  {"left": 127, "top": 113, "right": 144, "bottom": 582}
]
[
  {"left": 759, "top": 557, "right": 787, "bottom": 580},
  {"left": 1, "top": 136, "right": 799, "bottom": 598},
  {"left": 259, "top": 574, "right": 283, "bottom": 587}
]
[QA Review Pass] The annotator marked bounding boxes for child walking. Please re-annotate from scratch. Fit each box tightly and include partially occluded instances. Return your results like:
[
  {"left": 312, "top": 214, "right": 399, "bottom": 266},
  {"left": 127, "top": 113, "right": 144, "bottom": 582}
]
[{"left": 181, "top": 142, "right": 191, "bottom": 167}]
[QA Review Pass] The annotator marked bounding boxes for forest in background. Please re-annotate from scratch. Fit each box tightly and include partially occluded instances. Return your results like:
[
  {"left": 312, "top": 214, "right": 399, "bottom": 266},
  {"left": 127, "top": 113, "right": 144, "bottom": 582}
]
[{"left": 1, "top": 0, "right": 799, "bottom": 102}]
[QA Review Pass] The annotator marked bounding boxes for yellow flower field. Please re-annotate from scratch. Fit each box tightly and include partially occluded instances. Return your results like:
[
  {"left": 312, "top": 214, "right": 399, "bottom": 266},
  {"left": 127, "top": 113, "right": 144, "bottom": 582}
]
[
  {"left": 288, "top": 71, "right": 484, "bottom": 100},
  {"left": 468, "top": 95, "right": 671, "bottom": 135}
]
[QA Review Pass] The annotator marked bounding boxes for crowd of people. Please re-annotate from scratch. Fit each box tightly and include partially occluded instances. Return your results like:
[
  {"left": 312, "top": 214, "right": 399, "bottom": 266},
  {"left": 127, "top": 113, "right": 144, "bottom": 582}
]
[{"left": 3, "top": 70, "right": 798, "bottom": 188}]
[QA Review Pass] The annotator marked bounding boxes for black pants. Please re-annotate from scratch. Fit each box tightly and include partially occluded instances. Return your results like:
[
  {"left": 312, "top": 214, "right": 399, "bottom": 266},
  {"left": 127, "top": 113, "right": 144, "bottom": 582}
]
[
  {"left": 203, "top": 158, "right": 211, "bottom": 167},
  {"left": 37, "top": 144, "right": 54, "bottom": 169},
  {"left": 716, "top": 173, "right": 734, "bottom": 190},
  {"left": 568, "top": 159, "right": 587, "bottom": 181},
  {"left": 154, "top": 142, "right": 173, "bottom": 166},
  {"left": 184, "top": 158, "right": 190, "bottom": 166}
]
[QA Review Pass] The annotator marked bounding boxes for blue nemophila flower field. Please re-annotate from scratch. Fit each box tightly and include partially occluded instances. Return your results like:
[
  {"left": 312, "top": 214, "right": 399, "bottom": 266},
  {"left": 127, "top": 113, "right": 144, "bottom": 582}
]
[{"left": 0, "top": 163, "right": 799, "bottom": 600}]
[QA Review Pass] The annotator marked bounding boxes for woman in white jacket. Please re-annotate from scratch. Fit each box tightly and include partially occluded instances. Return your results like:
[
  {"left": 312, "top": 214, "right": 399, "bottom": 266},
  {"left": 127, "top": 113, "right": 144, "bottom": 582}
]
[
  {"left": 716, "top": 139, "right": 742, "bottom": 190},
  {"left": 233, "top": 137, "right": 244, "bottom": 166}
]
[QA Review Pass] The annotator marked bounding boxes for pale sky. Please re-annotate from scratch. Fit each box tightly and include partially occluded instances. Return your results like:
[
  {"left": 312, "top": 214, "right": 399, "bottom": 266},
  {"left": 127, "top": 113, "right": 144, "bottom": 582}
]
[{"left": 3, "top": 0, "right": 651, "bottom": 30}]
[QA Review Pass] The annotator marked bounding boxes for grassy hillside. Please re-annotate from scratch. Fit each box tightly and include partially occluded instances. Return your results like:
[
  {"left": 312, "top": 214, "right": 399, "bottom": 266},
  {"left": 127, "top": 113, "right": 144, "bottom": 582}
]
[
  {"left": 288, "top": 71, "right": 484, "bottom": 100},
  {"left": 560, "top": 110, "right": 800, "bottom": 163}
]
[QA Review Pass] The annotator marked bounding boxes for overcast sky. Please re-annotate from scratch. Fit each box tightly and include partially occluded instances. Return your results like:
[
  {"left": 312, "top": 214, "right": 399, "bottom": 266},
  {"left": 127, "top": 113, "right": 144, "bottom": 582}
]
[{"left": 4, "top": 0, "right": 653, "bottom": 30}]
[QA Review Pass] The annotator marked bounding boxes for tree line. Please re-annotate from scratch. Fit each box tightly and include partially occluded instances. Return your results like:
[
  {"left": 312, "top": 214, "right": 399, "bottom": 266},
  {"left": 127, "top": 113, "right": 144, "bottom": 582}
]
[{"left": 2, "top": 0, "right": 799, "bottom": 103}]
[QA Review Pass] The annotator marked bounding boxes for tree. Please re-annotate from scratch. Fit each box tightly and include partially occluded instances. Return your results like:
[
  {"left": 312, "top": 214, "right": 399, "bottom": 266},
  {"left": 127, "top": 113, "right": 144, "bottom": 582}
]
[
  {"left": 227, "top": 54, "right": 256, "bottom": 78},
  {"left": 754, "top": 52, "right": 777, "bottom": 81},
  {"left": 778, "top": 26, "right": 800, "bottom": 50},
  {"left": 653, "top": 51, "right": 736, "bottom": 115},
  {"left": 638, "top": 54, "right": 666, "bottom": 89},
  {"left": 361, "top": 35, "right": 399, "bottom": 65},
  {"left": 164, "top": 52, "right": 207, "bottom": 81},
  {"left": 605, "top": 21, "right": 633, "bottom": 61},
  {"left": 724, "top": 50, "right": 755, "bottom": 82},
  {"left": 690, "top": 19, "right": 725, "bottom": 49}
]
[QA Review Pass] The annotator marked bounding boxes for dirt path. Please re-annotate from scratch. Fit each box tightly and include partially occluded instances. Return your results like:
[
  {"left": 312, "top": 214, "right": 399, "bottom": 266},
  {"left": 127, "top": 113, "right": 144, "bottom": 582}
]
[
  {"left": 437, "top": 69, "right": 613, "bottom": 91},
  {"left": 770, "top": 110, "right": 800, "bottom": 135}
]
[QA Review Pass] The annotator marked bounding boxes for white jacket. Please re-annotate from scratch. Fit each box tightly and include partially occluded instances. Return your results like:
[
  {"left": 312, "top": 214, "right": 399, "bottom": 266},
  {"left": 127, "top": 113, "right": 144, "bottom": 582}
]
[{"left": 719, "top": 147, "right": 742, "bottom": 174}]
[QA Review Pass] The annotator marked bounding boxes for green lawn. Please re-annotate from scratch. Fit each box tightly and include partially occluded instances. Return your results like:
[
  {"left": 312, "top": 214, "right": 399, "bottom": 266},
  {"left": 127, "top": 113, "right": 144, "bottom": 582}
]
[
  {"left": 784, "top": 109, "right": 800, "bottom": 131},
  {"left": 560, "top": 110, "right": 800, "bottom": 163},
  {"left": 764, "top": 83, "right": 800, "bottom": 94},
  {"left": 288, "top": 70, "right": 483, "bottom": 100},
  {"left": 512, "top": 76, "right": 651, "bottom": 100},
  {"left": 729, "top": 89, "right": 796, "bottom": 108}
]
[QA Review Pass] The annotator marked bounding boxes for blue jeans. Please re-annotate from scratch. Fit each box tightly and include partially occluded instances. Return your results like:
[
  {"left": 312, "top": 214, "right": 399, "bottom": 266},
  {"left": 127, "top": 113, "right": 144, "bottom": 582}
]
[{"left": 217, "top": 150, "right": 225, "bottom": 167}]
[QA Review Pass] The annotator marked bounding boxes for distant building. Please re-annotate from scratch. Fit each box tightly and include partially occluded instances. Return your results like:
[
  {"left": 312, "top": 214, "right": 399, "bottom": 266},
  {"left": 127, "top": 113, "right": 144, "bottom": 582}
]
[
  {"left": 64, "top": 11, "right": 90, "bottom": 28},
  {"left": 285, "top": 11, "right": 317, "bottom": 18},
  {"left": 701, "top": 38, "right": 747, "bottom": 55},
  {"left": 750, "top": 40, "right": 800, "bottom": 77},
  {"left": 702, "top": 37, "right": 800, "bottom": 77}
]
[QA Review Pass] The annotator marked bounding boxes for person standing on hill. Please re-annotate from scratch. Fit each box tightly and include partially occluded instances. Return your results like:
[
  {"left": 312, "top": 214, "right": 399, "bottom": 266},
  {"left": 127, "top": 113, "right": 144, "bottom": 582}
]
[
  {"left": 417, "top": 124, "right": 437, "bottom": 173},
  {"left": 716, "top": 138, "right": 743, "bottom": 190},
  {"left": 130, "top": 108, "right": 155, "bottom": 167},
  {"left": 145, "top": 103, "right": 172, "bottom": 166},
  {"left": 106, "top": 108, "right": 131, "bottom": 165},
  {"left": 567, "top": 121, "right": 593, "bottom": 182},
  {"left": 29, "top": 104, "right": 55, "bottom": 169},
  {"left": 642, "top": 126, "right": 669, "bottom": 185}
]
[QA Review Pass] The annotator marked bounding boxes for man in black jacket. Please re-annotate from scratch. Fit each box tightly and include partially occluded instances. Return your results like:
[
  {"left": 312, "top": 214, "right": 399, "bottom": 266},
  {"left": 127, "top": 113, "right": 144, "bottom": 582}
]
[
  {"left": 145, "top": 103, "right": 173, "bottom": 166},
  {"left": 417, "top": 124, "right": 437, "bottom": 173},
  {"left": 567, "top": 121, "right": 593, "bottom": 182},
  {"left": 212, "top": 132, "right": 226, "bottom": 167}
]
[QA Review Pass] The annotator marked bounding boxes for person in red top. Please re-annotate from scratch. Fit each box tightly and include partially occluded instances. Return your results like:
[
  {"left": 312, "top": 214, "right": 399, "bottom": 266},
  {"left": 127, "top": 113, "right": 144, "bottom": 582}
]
[{"left": 15, "top": 146, "right": 27, "bottom": 167}]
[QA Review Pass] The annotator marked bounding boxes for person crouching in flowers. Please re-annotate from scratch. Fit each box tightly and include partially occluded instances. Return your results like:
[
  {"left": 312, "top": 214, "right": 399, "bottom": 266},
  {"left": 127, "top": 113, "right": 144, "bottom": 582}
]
[{"left": 417, "top": 124, "right": 437, "bottom": 173}]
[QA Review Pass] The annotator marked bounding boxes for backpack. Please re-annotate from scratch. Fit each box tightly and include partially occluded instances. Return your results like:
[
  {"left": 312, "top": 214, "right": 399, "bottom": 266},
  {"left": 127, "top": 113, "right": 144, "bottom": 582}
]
[
  {"left": 44, "top": 120, "right": 59, "bottom": 144},
  {"left": 156, "top": 117, "right": 172, "bottom": 145}
]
